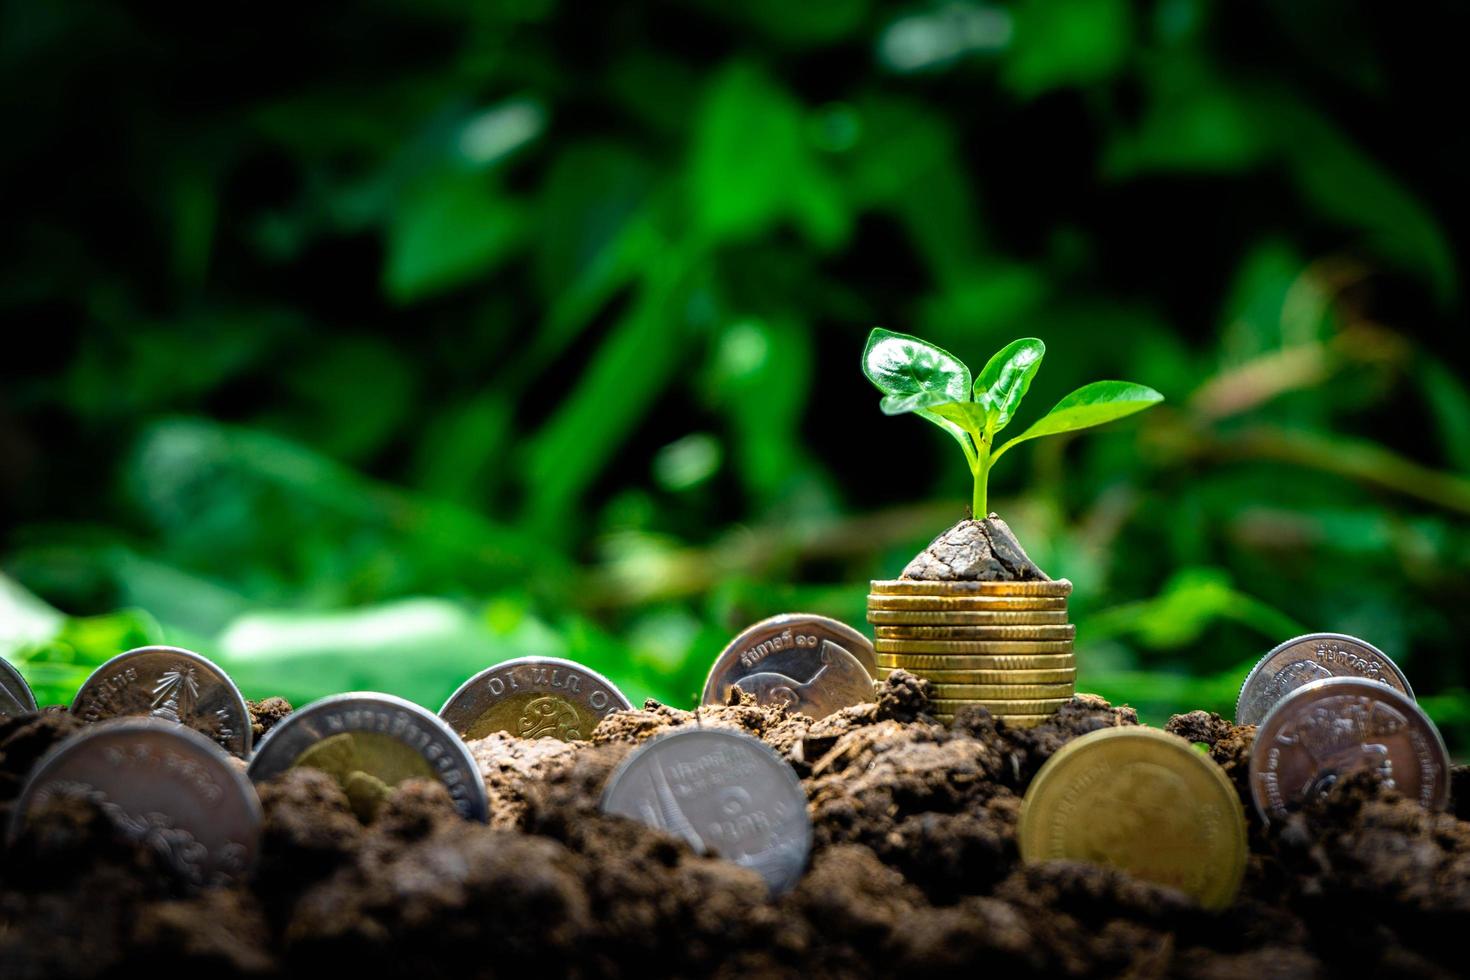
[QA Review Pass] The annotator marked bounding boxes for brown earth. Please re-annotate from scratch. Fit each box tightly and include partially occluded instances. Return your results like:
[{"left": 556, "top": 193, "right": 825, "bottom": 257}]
[
  {"left": 0, "top": 675, "right": 1466, "bottom": 978},
  {"left": 901, "top": 516, "right": 1051, "bottom": 581}
]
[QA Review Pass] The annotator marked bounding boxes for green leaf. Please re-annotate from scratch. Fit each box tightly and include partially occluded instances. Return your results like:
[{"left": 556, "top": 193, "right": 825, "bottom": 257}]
[
  {"left": 926, "top": 400, "right": 989, "bottom": 437},
  {"left": 974, "top": 338, "right": 1045, "bottom": 434},
  {"left": 993, "top": 380, "right": 1163, "bottom": 461},
  {"left": 862, "top": 328, "right": 971, "bottom": 404},
  {"left": 384, "top": 170, "right": 524, "bottom": 304}
]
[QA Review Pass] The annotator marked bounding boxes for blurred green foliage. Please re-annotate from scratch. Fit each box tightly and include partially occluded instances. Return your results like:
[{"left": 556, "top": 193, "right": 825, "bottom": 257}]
[{"left": 2, "top": 1, "right": 1467, "bottom": 753}]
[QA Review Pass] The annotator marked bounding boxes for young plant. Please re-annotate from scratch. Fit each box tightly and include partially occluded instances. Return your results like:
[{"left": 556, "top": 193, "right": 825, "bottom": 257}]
[{"left": 862, "top": 329, "right": 1163, "bottom": 518}]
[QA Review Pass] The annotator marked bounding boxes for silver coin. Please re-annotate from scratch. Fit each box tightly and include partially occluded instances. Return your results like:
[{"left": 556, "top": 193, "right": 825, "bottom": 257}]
[
  {"left": 1235, "top": 632, "right": 1413, "bottom": 727},
  {"left": 8, "top": 718, "right": 262, "bottom": 887},
  {"left": 1249, "top": 677, "right": 1448, "bottom": 823},
  {"left": 248, "top": 692, "right": 489, "bottom": 822},
  {"left": 1, "top": 658, "right": 39, "bottom": 719},
  {"left": 700, "top": 613, "right": 876, "bottom": 719},
  {"left": 601, "top": 727, "right": 811, "bottom": 894},
  {"left": 439, "top": 656, "right": 633, "bottom": 741},
  {"left": 70, "top": 646, "right": 252, "bottom": 757}
]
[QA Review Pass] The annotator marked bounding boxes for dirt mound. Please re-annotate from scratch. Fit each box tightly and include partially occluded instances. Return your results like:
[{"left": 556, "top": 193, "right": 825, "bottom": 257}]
[
  {"left": 0, "top": 676, "right": 1465, "bottom": 977},
  {"left": 901, "top": 516, "right": 1050, "bottom": 581}
]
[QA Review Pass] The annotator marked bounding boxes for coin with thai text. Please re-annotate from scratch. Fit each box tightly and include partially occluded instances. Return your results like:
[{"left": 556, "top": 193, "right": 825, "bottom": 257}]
[
  {"left": 701, "top": 614, "right": 875, "bottom": 719},
  {"left": 1, "top": 658, "right": 38, "bottom": 719},
  {"left": 1235, "top": 632, "right": 1413, "bottom": 727},
  {"left": 871, "top": 579, "right": 1073, "bottom": 597},
  {"left": 70, "top": 646, "right": 251, "bottom": 757},
  {"left": 9, "top": 718, "right": 261, "bottom": 887},
  {"left": 440, "top": 656, "right": 632, "bottom": 741},
  {"left": 248, "top": 692, "right": 488, "bottom": 823},
  {"left": 1020, "top": 727, "right": 1246, "bottom": 910},
  {"left": 601, "top": 727, "right": 811, "bottom": 894},
  {"left": 1248, "top": 677, "right": 1448, "bottom": 823}
]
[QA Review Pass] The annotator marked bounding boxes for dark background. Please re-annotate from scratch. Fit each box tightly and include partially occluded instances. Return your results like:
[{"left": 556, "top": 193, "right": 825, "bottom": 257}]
[{"left": 3, "top": 0, "right": 1467, "bottom": 751}]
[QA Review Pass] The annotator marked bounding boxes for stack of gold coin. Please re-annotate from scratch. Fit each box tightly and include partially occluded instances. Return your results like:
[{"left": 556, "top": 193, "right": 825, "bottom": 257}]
[{"left": 868, "top": 578, "right": 1075, "bottom": 727}]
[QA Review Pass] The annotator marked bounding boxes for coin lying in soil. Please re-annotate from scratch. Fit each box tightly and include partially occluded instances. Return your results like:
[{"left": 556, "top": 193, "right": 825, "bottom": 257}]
[
  {"left": 1235, "top": 632, "right": 1414, "bottom": 727},
  {"left": 440, "top": 656, "right": 632, "bottom": 741},
  {"left": 701, "top": 614, "right": 875, "bottom": 719},
  {"left": 1249, "top": 677, "right": 1448, "bottom": 823},
  {"left": 248, "top": 692, "right": 488, "bottom": 823},
  {"left": 70, "top": 646, "right": 252, "bottom": 757},
  {"left": 601, "top": 727, "right": 811, "bottom": 894},
  {"left": 0, "top": 658, "right": 38, "bottom": 719},
  {"left": 8, "top": 718, "right": 261, "bottom": 887},
  {"left": 1020, "top": 727, "right": 1246, "bottom": 910},
  {"left": 870, "top": 579, "right": 1073, "bottom": 597}
]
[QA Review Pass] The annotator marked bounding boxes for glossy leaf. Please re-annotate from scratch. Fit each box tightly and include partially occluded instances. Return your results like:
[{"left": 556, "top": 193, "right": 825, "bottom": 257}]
[
  {"left": 993, "top": 381, "right": 1163, "bottom": 461},
  {"left": 973, "top": 337, "right": 1045, "bottom": 434},
  {"left": 862, "top": 328, "right": 971, "bottom": 405}
]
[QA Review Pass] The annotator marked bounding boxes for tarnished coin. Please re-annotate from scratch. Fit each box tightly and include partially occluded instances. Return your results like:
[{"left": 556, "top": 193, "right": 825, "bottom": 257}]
[
  {"left": 858, "top": 605, "right": 1070, "bottom": 628},
  {"left": 929, "top": 697, "right": 1073, "bottom": 713},
  {"left": 876, "top": 667, "right": 1075, "bottom": 685},
  {"left": 70, "top": 646, "right": 251, "bottom": 757},
  {"left": 1020, "top": 727, "right": 1247, "bottom": 910},
  {"left": 925, "top": 682, "right": 1075, "bottom": 700},
  {"left": 1, "top": 658, "right": 38, "bottom": 719},
  {"left": 9, "top": 718, "right": 261, "bottom": 887},
  {"left": 871, "top": 579, "right": 1073, "bottom": 597},
  {"left": 867, "top": 594, "right": 1068, "bottom": 611},
  {"left": 440, "top": 656, "right": 632, "bottom": 741},
  {"left": 248, "top": 693, "right": 488, "bottom": 823},
  {"left": 701, "top": 614, "right": 876, "bottom": 719},
  {"left": 866, "top": 599, "right": 1069, "bottom": 619},
  {"left": 876, "top": 652, "right": 1076, "bottom": 670},
  {"left": 1235, "top": 632, "right": 1413, "bottom": 727},
  {"left": 1249, "top": 677, "right": 1448, "bottom": 823},
  {"left": 601, "top": 727, "right": 811, "bottom": 894}
]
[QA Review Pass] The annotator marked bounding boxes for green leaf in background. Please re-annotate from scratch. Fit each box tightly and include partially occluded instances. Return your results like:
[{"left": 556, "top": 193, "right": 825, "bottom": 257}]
[
  {"left": 385, "top": 170, "right": 525, "bottom": 303},
  {"left": 993, "top": 380, "right": 1164, "bottom": 461},
  {"left": 1003, "top": 0, "right": 1132, "bottom": 97},
  {"left": 974, "top": 337, "right": 1045, "bottom": 433}
]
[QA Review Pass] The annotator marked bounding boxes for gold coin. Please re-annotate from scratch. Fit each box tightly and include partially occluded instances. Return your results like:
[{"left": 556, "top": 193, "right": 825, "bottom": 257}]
[
  {"left": 871, "top": 579, "right": 1073, "bottom": 597},
  {"left": 1018, "top": 727, "right": 1247, "bottom": 911},
  {"left": 877, "top": 652, "right": 1076, "bottom": 670},
  {"left": 865, "top": 606, "right": 1069, "bottom": 626},
  {"left": 924, "top": 682, "right": 1075, "bottom": 699},
  {"left": 864, "top": 593, "right": 1064, "bottom": 608},
  {"left": 928, "top": 697, "right": 1073, "bottom": 713},
  {"left": 876, "top": 667, "right": 1075, "bottom": 684},
  {"left": 875, "top": 637, "right": 1074, "bottom": 652},
  {"left": 876, "top": 628, "right": 1076, "bottom": 643},
  {"left": 866, "top": 615, "right": 1077, "bottom": 636},
  {"left": 294, "top": 731, "right": 437, "bottom": 822}
]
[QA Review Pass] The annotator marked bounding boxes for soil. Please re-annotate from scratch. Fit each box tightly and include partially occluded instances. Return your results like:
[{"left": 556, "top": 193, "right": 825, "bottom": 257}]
[
  {"left": 1, "top": 677, "right": 1466, "bottom": 978},
  {"left": 902, "top": 516, "right": 1050, "bottom": 581}
]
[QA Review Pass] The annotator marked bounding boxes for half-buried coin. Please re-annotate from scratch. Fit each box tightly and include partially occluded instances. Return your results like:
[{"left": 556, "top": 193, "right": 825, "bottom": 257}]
[
  {"left": 9, "top": 718, "right": 261, "bottom": 887},
  {"left": 1248, "top": 677, "right": 1447, "bottom": 823},
  {"left": 440, "top": 656, "right": 632, "bottom": 741},
  {"left": 1019, "top": 727, "right": 1247, "bottom": 910},
  {"left": 601, "top": 727, "right": 811, "bottom": 894},
  {"left": 701, "top": 613, "right": 875, "bottom": 719},
  {"left": 248, "top": 692, "right": 488, "bottom": 823},
  {"left": 70, "top": 645, "right": 252, "bottom": 758}
]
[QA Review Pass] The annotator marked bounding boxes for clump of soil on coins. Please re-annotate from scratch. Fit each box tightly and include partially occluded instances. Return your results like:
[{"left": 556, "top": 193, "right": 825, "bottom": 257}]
[
  {"left": 1, "top": 677, "right": 1466, "bottom": 977},
  {"left": 901, "top": 515, "right": 1049, "bottom": 581}
]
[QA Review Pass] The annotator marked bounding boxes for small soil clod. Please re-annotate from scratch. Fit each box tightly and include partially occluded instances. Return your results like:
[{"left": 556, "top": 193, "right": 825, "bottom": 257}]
[{"left": 901, "top": 515, "right": 1051, "bottom": 581}]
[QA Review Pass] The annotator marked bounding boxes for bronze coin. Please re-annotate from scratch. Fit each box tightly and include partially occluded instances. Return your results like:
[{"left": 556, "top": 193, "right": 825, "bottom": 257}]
[
  {"left": 865, "top": 597, "right": 1068, "bottom": 615},
  {"left": 928, "top": 697, "right": 1073, "bottom": 713},
  {"left": 875, "top": 667, "right": 1075, "bottom": 684},
  {"left": 876, "top": 652, "right": 1076, "bottom": 670},
  {"left": 925, "top": 682, "right": 1076, "bottom": 700},
  {"left": 866, "top": 615, "right": 1076, "bottom": 636}
]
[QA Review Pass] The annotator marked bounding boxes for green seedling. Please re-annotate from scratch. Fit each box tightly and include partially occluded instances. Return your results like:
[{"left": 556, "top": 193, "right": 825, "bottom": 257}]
[{"left": 862, "top": 329, "right": 1163, "bottom": 517}]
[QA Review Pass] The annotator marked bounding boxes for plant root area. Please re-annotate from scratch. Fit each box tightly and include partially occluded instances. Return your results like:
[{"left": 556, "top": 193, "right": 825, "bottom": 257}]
[{"left": 2, "top": 674, "right": 1468, "bottom": 978}]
